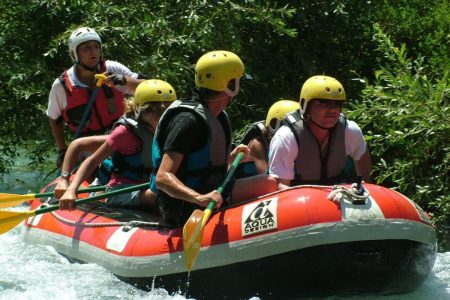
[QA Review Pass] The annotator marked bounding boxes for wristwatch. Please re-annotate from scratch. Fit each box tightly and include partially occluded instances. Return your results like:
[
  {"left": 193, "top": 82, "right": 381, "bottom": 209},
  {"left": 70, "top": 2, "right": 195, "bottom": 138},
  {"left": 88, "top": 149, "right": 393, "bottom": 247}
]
[{"left": 61, "top": 171, "right": 70, "bottom": 180}]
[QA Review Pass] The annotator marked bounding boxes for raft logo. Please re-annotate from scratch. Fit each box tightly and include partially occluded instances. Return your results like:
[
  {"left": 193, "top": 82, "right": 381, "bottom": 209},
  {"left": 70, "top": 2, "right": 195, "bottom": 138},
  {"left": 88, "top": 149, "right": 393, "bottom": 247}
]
[{"left": 242, "top": 197, "right": 278, "bottom": 237}]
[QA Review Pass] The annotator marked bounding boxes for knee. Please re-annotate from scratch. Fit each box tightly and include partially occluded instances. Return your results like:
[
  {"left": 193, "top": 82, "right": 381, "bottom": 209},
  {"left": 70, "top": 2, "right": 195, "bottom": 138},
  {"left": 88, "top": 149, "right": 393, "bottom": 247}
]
[{"left": 141, "top": 189, "right": 157, "bottom": 207}]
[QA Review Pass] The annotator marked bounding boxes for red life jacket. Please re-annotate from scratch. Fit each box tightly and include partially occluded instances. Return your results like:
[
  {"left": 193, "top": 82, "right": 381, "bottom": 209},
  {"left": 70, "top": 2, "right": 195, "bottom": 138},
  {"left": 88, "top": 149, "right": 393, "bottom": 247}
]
[{"left": 60, "top": 61, "right": 125, "bottom": 136}]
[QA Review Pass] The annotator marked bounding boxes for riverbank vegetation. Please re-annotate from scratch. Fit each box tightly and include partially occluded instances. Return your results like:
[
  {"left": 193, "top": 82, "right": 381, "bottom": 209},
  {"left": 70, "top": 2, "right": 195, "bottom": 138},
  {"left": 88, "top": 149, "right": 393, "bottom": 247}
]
[{"left": 0, "top": 0, "right": 448, "bottom": 248}]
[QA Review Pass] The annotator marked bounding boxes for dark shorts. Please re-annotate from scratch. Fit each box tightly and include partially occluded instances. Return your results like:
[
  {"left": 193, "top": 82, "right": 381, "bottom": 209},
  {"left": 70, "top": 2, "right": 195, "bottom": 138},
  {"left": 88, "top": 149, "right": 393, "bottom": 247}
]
[
  {"left": 158, "top": 176, "right": 236, "bottom": 227},
  {"left": 105, "top": 184, "right": 141, "bottom": 208}
]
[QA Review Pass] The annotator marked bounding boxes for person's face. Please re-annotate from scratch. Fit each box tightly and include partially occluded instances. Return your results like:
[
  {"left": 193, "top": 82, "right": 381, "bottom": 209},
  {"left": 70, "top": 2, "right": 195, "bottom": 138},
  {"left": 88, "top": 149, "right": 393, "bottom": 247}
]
[
  {"left": 77, "top": 41, "right": 101, "bottom": 67},
  {"left": 308, "top": 99, "right": 342, "bottom": 129},
  {"left": 210, "top": 91, "right": 234, "bottom": 113}
]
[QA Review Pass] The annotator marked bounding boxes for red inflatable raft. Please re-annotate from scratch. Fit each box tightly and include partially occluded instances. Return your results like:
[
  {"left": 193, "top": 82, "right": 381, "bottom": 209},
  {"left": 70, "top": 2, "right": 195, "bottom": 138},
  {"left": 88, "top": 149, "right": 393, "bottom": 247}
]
[{"left": 23, "top": 179, "right": 437, "bottom": 299}]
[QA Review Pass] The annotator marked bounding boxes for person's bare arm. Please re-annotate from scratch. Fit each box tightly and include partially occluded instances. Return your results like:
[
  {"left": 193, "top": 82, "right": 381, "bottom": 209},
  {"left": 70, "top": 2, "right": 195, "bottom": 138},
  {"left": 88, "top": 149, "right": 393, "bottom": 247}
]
[
  {"left": 275, "top": 178, "right": 291, "bottom": 190},
  {"left": 124, "top": 76, "right": 145, "bottom": 92},
  {"left": 59, "top": 142, "right": 112, "bottom": 210},
  {"left": 355, "top": 148, "right": 372, "bottom": 182},
  {"left": 48, "top": 117, "right": 66, "bottom": 151},
  {"left": 155, "top": 151, "right": 223, "bottom": 208},
  {"left": 248, "top": 139, "right": 268, "bottom": 174},
  {"left": 54, "top": 135, "right": 108, "bottom": 198},
  {"left": 61, "top": 136, "right": 107, "bottom": 172}
]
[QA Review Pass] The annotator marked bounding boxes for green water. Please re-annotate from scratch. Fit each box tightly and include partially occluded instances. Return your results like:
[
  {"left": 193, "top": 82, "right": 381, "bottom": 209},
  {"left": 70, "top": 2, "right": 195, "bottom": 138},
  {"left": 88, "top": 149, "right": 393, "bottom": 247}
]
[{"left": 0, "top": 156, "right": 56, "bottom": 194}]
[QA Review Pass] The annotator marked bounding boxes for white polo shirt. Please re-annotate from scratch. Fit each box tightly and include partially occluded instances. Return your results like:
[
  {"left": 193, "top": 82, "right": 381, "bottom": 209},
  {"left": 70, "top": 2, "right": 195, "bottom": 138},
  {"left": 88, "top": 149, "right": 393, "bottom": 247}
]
[
  {"left": 46, "top": 60, "right": 138, "bottom": 120},
  {"left": 268, "top": 120, "right": 367, "bottom": 180}
]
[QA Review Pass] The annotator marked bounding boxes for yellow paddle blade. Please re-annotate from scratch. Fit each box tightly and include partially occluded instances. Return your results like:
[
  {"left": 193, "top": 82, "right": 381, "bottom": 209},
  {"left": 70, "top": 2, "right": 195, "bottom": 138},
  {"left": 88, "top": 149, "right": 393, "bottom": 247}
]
[
  {"left": 183, "top": 209, "right": 204, "bottom": 271},
  {"left": 0, "top": 210, "right": 36, "bottom": 235},
  {"left": 0, "top": 193, "right": 35, "bottom": 209},
  {"left": 184, "top": 229, "right": 205, "bottom": 271},
  {"left": 183, "top": 208, "right": 213, "bottom": 271}
]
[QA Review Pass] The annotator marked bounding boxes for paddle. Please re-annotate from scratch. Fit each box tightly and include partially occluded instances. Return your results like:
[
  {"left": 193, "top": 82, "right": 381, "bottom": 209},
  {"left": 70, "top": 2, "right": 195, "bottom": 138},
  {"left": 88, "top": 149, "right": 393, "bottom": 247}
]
[
  {"left": 183, "top": 152, "right": 244, "bottom": 271},
  {"left": 0, "top": 185, "right": 107, "bottom": 209},
  {"left": 73, "top": 74, "right": 107, "bottom": 139},
  {"left": 0, "top": 182, "right": 149, "bottom": 235}
]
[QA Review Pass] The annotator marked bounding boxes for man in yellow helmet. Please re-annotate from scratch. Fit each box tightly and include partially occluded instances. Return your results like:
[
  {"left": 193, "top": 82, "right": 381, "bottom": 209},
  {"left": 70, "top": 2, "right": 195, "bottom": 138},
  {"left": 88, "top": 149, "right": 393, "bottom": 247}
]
[
  {"left": 150, "top": 50, "right": 277, "bottom": 226},
  {"left": 236, "top": 99, "right": 300, "bottom": 178},
  {"left": 269, "top": 75, "right": 372, "bottom": 189}
]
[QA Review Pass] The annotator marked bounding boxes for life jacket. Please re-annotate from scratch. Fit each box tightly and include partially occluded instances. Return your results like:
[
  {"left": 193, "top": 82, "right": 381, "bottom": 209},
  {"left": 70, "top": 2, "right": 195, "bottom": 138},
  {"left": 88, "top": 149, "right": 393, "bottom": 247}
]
[
  {"left": 110, "top": 116, "right": 153, "bottom": 181},
  {"left": 235, "top": 120, "right": 270, "bottom": 178},
  {"left": 60, "top": 60, "right": 125, "bottom": 136},
  {"left": 284, "top": 110, "right": 348, "bottom": 185},
  {"left": 98, "top": 158, "right": 114, "bottom": 185},
  {"left": 150, "top": 99, "right": 232, "bottom": 194}
]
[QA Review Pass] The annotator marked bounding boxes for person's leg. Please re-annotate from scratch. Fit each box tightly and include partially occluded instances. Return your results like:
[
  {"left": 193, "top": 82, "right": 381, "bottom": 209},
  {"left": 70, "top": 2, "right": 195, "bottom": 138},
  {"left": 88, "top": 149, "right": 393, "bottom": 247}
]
[
  {"left": 231, "top": 174, "right": 277, "bottom": 204},
  {"left": 106, "top": 185, "right": 140, "bottom": 208},
  {"left": 139, "top": 189, "right": 159, "bottom": 214}
]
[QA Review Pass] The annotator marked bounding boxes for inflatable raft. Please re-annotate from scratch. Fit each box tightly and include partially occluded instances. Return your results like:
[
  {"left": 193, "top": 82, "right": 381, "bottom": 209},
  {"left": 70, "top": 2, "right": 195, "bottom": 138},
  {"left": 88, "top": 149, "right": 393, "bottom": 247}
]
[{"left": 22, "top": 179, "right": 437, "bottom": 299}]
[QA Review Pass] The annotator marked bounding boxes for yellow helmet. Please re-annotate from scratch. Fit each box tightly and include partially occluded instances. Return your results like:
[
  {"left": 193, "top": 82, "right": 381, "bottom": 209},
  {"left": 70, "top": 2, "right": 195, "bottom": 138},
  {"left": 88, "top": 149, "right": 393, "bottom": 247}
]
[
  {"left": 195, "top": 50, "right": 244, "bottom": 96},
  {"left": 299, "top": 75, "right": 346, "bottom": 114},
  {"left": 134, "top": 79, "right": 177, "bottom": 106},
  {"left": 265, "top": 100, "right": 300, "bottom": 134}
]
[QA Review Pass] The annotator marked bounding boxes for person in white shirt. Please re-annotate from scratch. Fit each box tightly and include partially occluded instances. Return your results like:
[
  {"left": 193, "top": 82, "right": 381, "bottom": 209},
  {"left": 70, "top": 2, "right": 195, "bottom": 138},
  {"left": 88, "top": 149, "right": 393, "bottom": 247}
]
[
  {"left": 46, "top": 27, "right": 144, "bottom": 168},
  {"left": 268, "top": 75, "right": 372, "bottom": 190}
]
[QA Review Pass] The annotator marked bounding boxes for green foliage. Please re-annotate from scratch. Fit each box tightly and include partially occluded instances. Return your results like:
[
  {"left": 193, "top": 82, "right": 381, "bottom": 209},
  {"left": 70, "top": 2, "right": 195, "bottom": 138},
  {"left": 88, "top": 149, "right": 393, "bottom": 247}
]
[{"left": 347, "top": 25, "right": 450, "bottom": 248}]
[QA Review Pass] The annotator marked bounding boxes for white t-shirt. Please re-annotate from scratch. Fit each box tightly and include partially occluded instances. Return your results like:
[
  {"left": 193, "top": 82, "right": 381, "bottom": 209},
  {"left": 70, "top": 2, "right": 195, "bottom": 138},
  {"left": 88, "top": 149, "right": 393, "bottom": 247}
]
[
  {"left": 268, "top": 120, "right": 367, "bottom": 180},
  {"left": 46, "top": 60, "right": 138, "bottom": 120}
]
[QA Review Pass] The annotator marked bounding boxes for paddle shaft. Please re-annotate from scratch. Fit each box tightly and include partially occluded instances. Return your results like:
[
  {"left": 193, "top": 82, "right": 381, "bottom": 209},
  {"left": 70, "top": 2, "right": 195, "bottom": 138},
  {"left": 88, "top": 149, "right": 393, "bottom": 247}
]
[
  {"left": 0, "top": 185, "right": 108, "bottom": 209},
  {"left": 185, "top": 152, "right": 244, "bottom": 249},
  {"left": 34, "top": 182, "right": 149, "bottom": 216},
  {"left": 205, "top": 151, "right": 244, "bottom": 211},
  {"left": 36, "top": 185, "right": 106, "bottom": 198},
  {"left": 0, "top": 182, "right": 150, "bottom": 235},
  {"left": 183, "top": 152, "right": 245, "bottom": 270}
]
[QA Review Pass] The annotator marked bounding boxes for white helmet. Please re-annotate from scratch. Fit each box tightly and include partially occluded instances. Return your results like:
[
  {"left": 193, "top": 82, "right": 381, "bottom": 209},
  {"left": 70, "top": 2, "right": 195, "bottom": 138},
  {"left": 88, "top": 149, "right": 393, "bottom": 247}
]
[{"left": 68, "top": 27, "right": 102, "bottom": 62}]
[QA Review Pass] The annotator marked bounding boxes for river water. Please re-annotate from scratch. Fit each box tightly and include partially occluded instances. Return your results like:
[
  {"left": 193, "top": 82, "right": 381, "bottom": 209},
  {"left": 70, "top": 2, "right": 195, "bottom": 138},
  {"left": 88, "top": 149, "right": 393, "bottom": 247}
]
[{"left": 1, "top": 160, "right": 449, "bottom": 300}]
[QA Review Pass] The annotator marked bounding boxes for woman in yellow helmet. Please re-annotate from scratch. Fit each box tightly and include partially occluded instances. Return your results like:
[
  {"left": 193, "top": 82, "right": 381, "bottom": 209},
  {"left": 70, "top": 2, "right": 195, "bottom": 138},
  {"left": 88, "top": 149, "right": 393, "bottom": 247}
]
[
  {"left": 269, "top": 75, "right": 372, "bottom": 189},
  {"left": 236, "top": 100, "right": 300, "bottom": 178},
  {"left": 58, "top": 79, "right": 176, "bottom": 211}
]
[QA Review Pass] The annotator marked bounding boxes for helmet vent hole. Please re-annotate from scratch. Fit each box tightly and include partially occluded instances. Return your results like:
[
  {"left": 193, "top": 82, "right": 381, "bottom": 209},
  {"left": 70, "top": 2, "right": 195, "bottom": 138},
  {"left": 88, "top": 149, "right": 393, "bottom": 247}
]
[
  {"left": 325, "top": 87, "right": 331, "bottom": 92},
  {"left": 157, "top": 90, "right": 162, "bottom": 94},
  {"left": 206, "top": 73, "right": 212, "bottom": 78},
  {"left": 338, "top": 88, "right": 342, "bottom": 93}
]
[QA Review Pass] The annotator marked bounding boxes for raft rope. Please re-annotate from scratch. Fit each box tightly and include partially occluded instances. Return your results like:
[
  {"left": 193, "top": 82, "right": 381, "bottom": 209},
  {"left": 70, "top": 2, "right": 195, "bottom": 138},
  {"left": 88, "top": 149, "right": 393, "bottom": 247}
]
[
  {"left": 41, "top": 183, "right": 370, "bottom": 227},
  {"left": 327, "top": 183, "right": 371, "bottom": 204},
  {"left": 224, "top": 183, "right": 371, "bottom": 210},
  {"left": 47, "top": 209, "right": 165, "bottom": 229}
]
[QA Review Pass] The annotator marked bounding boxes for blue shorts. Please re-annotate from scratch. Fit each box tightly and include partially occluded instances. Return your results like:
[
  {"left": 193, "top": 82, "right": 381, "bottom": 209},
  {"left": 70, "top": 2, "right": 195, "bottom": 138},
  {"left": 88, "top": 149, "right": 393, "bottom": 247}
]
[{"left": 105, "top": 184, "right": 141, "bottom": 208}]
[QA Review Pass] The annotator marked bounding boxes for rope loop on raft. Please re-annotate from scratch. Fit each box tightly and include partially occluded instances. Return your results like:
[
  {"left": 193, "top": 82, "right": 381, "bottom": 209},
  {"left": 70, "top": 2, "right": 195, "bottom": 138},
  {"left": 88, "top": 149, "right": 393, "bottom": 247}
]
[
  {"left": 48, "top": 210, "right": 166, "bottom": 229},
  {"left": 327, "top": 183, "right": 370, "bottom": 205}
]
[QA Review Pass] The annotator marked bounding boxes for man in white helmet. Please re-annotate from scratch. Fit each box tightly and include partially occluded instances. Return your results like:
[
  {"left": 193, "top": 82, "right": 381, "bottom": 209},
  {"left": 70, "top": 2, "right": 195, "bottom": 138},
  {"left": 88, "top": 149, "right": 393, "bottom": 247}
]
[
  {"left": 268, "top": 75, "right": 372, "bottom": 189},
  {"left": 46, "top": 27, "right": 145, "bottom": 168}
]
